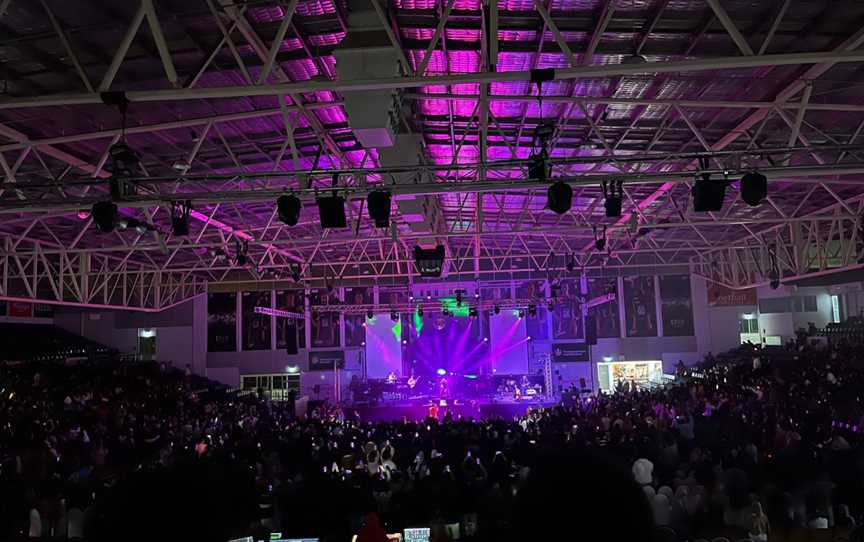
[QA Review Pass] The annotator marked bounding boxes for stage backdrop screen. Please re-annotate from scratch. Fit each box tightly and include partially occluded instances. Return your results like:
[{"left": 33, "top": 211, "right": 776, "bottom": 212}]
[
  {"left": 407, "top": 311, "right": 483, "bottom": 377},
  {"left": 365, "top": 314, "right": 404, "bottom": 379},
  {"left": 489, "top": 310, "right": 528, "bottom": 375}
]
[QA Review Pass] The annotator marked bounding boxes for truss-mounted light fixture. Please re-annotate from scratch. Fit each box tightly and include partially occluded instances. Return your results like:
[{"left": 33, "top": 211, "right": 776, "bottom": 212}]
[
  {"left": 593, "top": 225, "right": 607, "bottom": 252},
  {"left": 235, "top": 240, "right": 249, "bottom": 267},
  {"left": 547, "top": 180, "right": 573, "bottom": 214},
  {"left": 740, "top": 171, "right": 768, "bottom": 207},
  {"left": 414, "top": 245, "right": 445, "bottom": 278},
  {"left": 277, "top": 194, "right": 302, "bottom": 226},
  {"left": 91, "top": 201, "right": 118, "bottom": 233},
  {"left": 367, "top": 190, "right": 392, "bottom": 228},
  {"left": 603, "top": 179, "right": 624, "bottom": 218},
  {"left": 171, "top": 200, "right": 192, "bottom": 236}
]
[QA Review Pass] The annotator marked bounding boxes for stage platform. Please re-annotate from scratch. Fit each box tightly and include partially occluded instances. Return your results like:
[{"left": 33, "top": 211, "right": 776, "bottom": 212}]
[{"left": 349, "top": 397, "right": 558, "bottom": 422}]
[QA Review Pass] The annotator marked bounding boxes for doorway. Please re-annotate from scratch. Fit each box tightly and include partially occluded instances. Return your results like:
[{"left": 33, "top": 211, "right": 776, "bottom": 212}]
[{"left": 138, "top": 328, "right": 156, "bottom": 361}]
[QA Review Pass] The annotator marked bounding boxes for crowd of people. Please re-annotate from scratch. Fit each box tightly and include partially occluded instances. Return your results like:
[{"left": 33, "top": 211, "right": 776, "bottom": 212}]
[{"left": 2, "top": 340, "right": 864, "bottom": 542}]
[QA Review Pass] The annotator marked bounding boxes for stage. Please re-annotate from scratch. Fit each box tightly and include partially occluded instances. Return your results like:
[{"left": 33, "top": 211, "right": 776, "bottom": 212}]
[{"left": 349, "top": 397, "right": 558, "bottom": 422}]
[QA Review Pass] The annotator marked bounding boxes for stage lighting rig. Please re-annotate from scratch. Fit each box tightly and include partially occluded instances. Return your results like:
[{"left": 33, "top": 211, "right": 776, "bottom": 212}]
[
  {"left": 366, "top": 310, "right": 374, "bottom": 320},
  {"left": 469, "top": 307, "right": 478, "bottom": 318},
  {"left": 171, "top": 200, "right": 192, "bottom": 236},
  {"left": 517, "top": 309, "right": 525, "bottom": 319},
  {"left": 547, "top": 180, "right": 573, "bottom": 215},
  {"left": 390, "top": 311, "right": 399, "bottom": 322},
  {"left": 367, "top": 190, "right": 392, "bottom": 228},
  {"left": 417, "top": 306, "right": 424, "bottom": 318},
  {"left": 593, "top": 225, "right": 607, "bottom": 252},
  {"left": 603, "top": 180, "right": 624, "bottom": 218},
  {"left": 414, "top": 245, "right": 445, "bottom": 278},
  {"left": 91, "top": 202, "right": 118, "bottom": 233},
  {"left": 234, "top": 240, "right": 249, "bottom": 266},
  {"left": 566, "top": 254, "right": 576, "bottom": 273},
  {"left": 455, "top": 289, "right": 464, "bottom": 308},
  {"left": 528, "top": 305, "right": 537, "bottom": 317},
  {"left": 740, "top": 171, "right": 768, "bottom": 207},
  {"left": 494, "top": 305, "right": 501, "bottom": 315},
  {"left": 277, "top": 194, "right": 302, "bottom": 226}
]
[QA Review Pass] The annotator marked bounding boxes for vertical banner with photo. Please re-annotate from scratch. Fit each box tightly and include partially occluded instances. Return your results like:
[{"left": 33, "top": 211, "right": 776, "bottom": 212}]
[
  {"left": 241, "top": 291, "right": 272, "bottom": 350},
  {"left": 207, "top": 293, "right": 237, "bottom": 352},
  {"left": 552, "top": 279, "right": 583, "bottom": 340},
  {"left": 516, "top": 280, "right": 548, "bottom": 340},
  {"left": 275, "top": 289, "right": 306, "bottom": 350},
  {"left": 623, "top": 276, "right": 657, "bottom": 337},
  {"left": 587, "top": 276, "right": 620, "bottom": 338},
  {"left": 344, "top": 286, "right": 372, "bottom": 347},
  {"left": 659, "top": 275, "right": 695, "bottom": 336},
  {"left": 310, "top": 288, "right": 341, "bottom": 348}
]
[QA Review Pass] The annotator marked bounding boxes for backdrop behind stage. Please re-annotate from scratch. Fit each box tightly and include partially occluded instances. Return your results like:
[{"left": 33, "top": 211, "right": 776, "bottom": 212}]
[{"left": 407, "top": 312, "right": 484, "bottom": 376}]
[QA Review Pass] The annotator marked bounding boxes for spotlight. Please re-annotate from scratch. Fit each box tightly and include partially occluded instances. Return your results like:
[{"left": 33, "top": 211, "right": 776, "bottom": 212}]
[
  {"left": 171, "top": 200, "right": 191, "bottom": 236},
  {"left": 402, "top": 339, "right": 407, "bottom": 345},
  {"left": 436, "top": 368, "right": 447, "bottom": 376},
  {"left": 603, "top": 180, "right": 623, "bottom": 218},
  {"left": 135, "top": 223, "right": 148, "bottom": 235},
  {"left": 494, "top": 305, "right": 501, "bottom": 315},
  {"left": 316, "top": 193, "right": 347, "bottom": 229},
  {"left": 483, "top": 337, "right": 489, "bottom": 342},
  {"left": 367, "top": 310, "right": 374, "bottom": 320},
  {"left": 417, "top": 306, "right": 424, "bottom": 318},
  {"left": 528, "top": 305, "right": 537, "bottom": 317},
  {"left": 474, "top": 292, "right": 480, "bottom": 299},
  {"left": 443, "top": 308, "right": 451, "bottom": 317},
  {"left": 291, "top": 266, "right": 301, "bottom": 283},
  {"left": 414, "top": 245, "right": 445, "bottom": 278},
  {"left": 108, "top": 142, "right": 140, "bottom": 177},
  {"left": 235, "top": 240, "right": 248, "bottom": 266},
  {"left": 593, "top": 225, "right": 607, "bottom": 252},
  {"left": 527, "top": 336, "right": 532, "bottom": 341},
  {"left": 91, "top": 201, "right": 118, "bottom": 233},
  {"left": 547, "top": 180, "right": 572, "bottom": 214},
  {"left": 367, "top": 190, "right": 392, "bottom": 228},
  {"left": 277, "top": 194, "right": 302, "bottom": 226},
  {"left": 456, "top": 290, "right": 463, "bottom": 307},
  {"left": 390, "top": 311, "right": 399, "bottom": 322},
  {"left": 740, "top": 171, "right": 767, "bottom": 207},
  {"left": 518, "top": 309, "right": 525, "bottom": 319},
  {"left": 770, "top": 276, "right": 780, "bottom": 290},
  {"left": 469, "top": 307, "right": 478, "bottom": 318}
]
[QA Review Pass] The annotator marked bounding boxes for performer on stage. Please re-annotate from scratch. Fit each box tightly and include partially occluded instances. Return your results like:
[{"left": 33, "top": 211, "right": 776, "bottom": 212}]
[
  {"left": 386, "top": 370, "right": 397, "bottom": 384},
  {"left": 428, "top": 402, "right": 439, "bottom": 419},
  {"left": 438, "top": 377, "right": 450, "bottom": 399}
]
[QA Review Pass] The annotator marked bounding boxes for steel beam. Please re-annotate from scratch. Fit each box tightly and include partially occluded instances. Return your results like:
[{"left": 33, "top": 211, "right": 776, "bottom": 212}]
[{"left": 5, "top": 50, "right": 864, "bottom": 110}]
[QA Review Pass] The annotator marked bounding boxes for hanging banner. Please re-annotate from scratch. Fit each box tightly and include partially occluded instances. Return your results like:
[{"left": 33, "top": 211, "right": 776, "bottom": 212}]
[
  {"left": 659, "top": 275, "right": 695, "bottom": 336},
  {"left": 516, "top": 280, "right": 548, "bottom": 340},
  {"left": 207, "top": 293, "right": 237, "bottom": 352},
  {"left": 623, "top": 276, "right": 657, "bottom": 337},
  {"left": 310, "top": 288, "right": 341, "bottom": 348},
  {"left": 587, "top": 276, "right": 620, "bottom": 338},
  {"left": 241, "top": 291, "right": 272, "bottom": 350},
  {"left": 275, "top": 290, "right": 306, "bottom": 350},
  {"left": 552, "top": 279, "right": 583, "bottom": 340},
  {"left": 707, "top": 283, "right": 757, "bottom": 307}
]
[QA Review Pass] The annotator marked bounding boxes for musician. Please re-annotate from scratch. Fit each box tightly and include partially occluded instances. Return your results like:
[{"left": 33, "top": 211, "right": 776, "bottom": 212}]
[
  {"left": 428, "top": 402, "right": 439, "bottom": 419},
  {"left": 438, "top": 377, "right": 450, "bottom": 399},
  {"left": 386, "top": 371, "right": 397, "bottom": 385}
]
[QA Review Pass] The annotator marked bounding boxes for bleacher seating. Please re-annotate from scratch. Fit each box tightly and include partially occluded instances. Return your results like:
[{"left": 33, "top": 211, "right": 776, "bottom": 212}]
[{"left": 0, "top": 323, "right": 112, "bottom": 362}]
